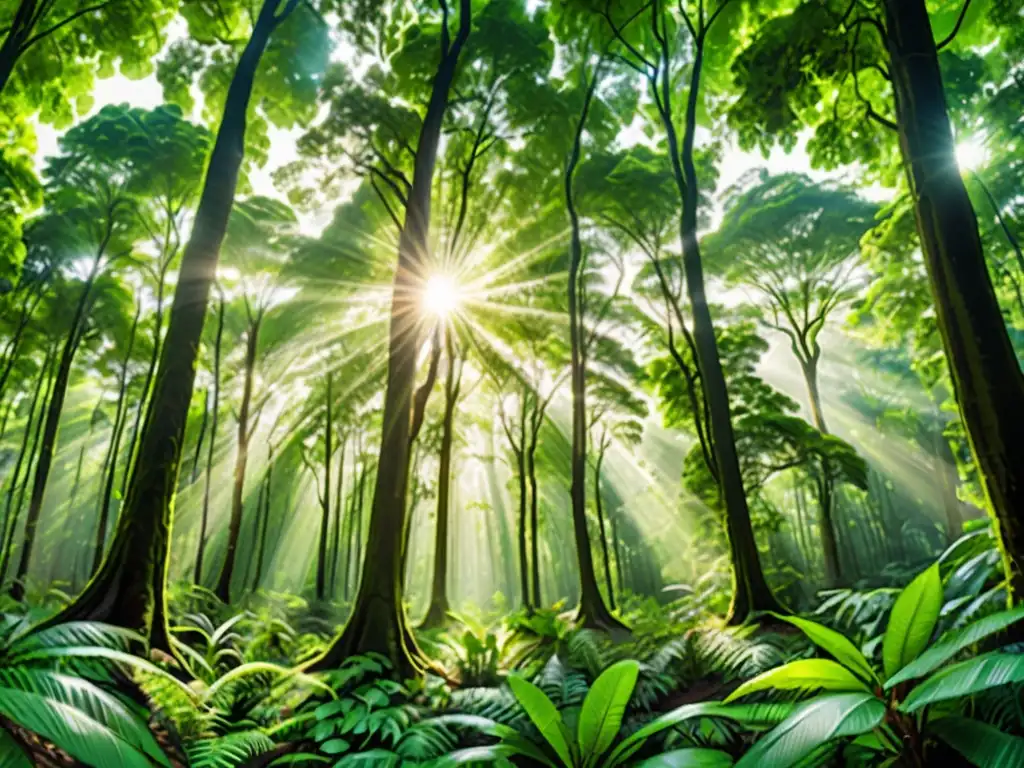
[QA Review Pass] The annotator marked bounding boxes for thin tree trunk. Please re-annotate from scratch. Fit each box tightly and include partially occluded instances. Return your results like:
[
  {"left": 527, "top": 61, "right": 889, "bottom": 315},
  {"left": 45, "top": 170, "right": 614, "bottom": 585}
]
[
  {"left": 120, "top": 285, "right": 164, "bottom": 500},
  {"left": 244, "top": 470, "right": 267, "bottom": 590},
  {"left": 40, "top": 0, "right": 296, "bottom": 647},
  {"left": 308, "top": 0, "right": 473, "bottom": 677},
  {"left": 527, "top": 424, "right": 541, "bottom": 609},
  {"left": 564, "top": 59, "right": 624, "bottom": 631},
  {"left": 11, "top": 264, "right": 98, "bottom": 601},
  {"left": 594, "top": 446, "right": 616, "bottom": 610},
  {"left": 196, "top": 297, "right": 225, "bottom": 585},
  {"left": 0, "top": 345, "right": 52, "bottom": 582},
  {"left": 92, "top": 304, "right": 141, "bottom": 573},
  {"left": 659, "top": 15, "right": 784, "bottom": 622},
  {"left": 420, "top": 340, "right": 461, "bottom": 628},
  {"left": 0, "top": 0, "right": 35, "bottom": 96},
  {"left": 189, "top": 388, "right": 209, "bottom": 485},
  {"left": 215, "top": 315, "right": 261, "bottom": 603},
  {"left": 884, "top": 0, "right": 1024, "bottom": 602},
  {"left": 316, "top": 371, "right": 333, "bottom": 601},
  {"left": 252, "top": 444, "right": 273, "bottom": 590},
  {"left": 330, "top": 435, "right": 346, "bottom": 595}
]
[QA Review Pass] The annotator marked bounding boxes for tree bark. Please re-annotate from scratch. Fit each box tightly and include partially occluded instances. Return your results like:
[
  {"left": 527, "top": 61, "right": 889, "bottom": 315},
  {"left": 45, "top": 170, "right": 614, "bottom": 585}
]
[
  {"left": 0, "top": 0, "right": 35, "bottom": 96},
  {"left": 39, "top": 0, "right": 291, "bottom": 645},
  {"left": 420, "top": 339, "right": 461, "bottom": 628},
  {"left": 0, "top": 344, "right": 52, "bottom": 583},
  {"left": 594, "top": 446, "right": 616, "bottom": 610},
  {"left": 564, "top": 59, "right": 625, "bottom": 632},
  {"left": 11, "top": 266, "right": 97, "bottom": 601},
  {"left": 215, "top": 314, "right": 261, "bottom": 603},
  {"left": 659, "top": 19, "right": 784, "bottom": 622},
  {"left": 92, "top": 304, "right": 141, "bottom": 573},
  {"left": 315, "top": 371, "right": 333, "bottom": 601},
  {"left": 196, "top": 296, "right": 224, "bottom": 585},
  {"left": 307, "top": 0, "right": 472, "bottom": 678},
  {"left": 883, "top": 0, "right": 1024, "bottom": 602}
]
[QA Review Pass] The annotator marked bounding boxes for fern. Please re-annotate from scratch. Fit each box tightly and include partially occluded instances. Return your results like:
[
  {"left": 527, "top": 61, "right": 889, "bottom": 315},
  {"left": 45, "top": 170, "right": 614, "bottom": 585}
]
[{"left": 187, "top": 729, "right": 275, "bottom": 768}]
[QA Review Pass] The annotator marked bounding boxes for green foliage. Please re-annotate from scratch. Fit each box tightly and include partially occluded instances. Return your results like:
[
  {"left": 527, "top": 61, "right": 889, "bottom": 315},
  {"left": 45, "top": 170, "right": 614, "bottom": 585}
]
[{"left": 0, "top": 617, "right": 177, "bottom": 767}]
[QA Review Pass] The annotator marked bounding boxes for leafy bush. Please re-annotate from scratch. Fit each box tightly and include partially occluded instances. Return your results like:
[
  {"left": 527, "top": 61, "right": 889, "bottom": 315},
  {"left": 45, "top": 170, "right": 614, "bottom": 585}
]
[
  {"left": 0, "top": 616, "right": 179, "bottom": 767},
  {"left": 725, "top": 563, "right": 1024, "bottom": 766}
]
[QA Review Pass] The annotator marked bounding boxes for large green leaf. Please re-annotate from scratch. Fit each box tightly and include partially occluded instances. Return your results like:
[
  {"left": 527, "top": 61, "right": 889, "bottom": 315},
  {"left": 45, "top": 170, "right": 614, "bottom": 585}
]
[
  {"left": 0, "top": 677, "right": 163, "bottom": 768},
  {"left": 883, "top": 564, "right": 942, "bottom": 679},
  {"left": 900, "top": 653, "right": 1024, "bottom": 713},
  {"left": 885, "top": 604, "right": 1024, "bottom": 688},
  {"left": 577, "top": 660, "right": 638, "bottom": 766},
  {"left": 934, "top": 716, "right": 1024, "bottom": 767},
  {"left": 725, "top": 659, "right": 871, "bottom": 702},
  {"left": 508, "top": 674, "right": 574, "bottom": 766},
  {"left": 638, "top": 748, "right": 734, "bottom": 767},
  {"left": 733, "top": 693, "right": 886, "bottom": 768},
  {"left": 0, "top": 729, "right": 32, "bottom": 768},
  {"left": 0, "top": 668, "right": 168, "bottom": 765},
  {"left": 602, "top": 702, "right": 739, "bottom": 767},
  {"left": 771, "top": 613, "right": 878, "bottom": 685}
]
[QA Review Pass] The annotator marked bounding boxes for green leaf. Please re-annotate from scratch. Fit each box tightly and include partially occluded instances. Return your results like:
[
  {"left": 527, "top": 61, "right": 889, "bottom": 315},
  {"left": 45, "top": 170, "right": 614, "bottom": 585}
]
[
  {"left": 771, "top": 613, "right": 878, "bottom": 685},
  {"left": 508, "top": 674, "right": 574, "bottom": 766},
  {"left": 321, "top": 738, "right": 351, "bottom": 754},
  {"left": 577, "top": 660, "right": 638, "bottom": 766},
  {"left": 734, "top": 693, "right": 886, "bottom": 768},
  {"left": 883, "top": 564, "right": 942, "bottom": 679},
  {"left": 0, "top": 729, "right": 32, "bottom": 768},
  {"left": 0, "top": 673, "right": 165, "bottom": 768},
  {"left": 725, "top": 659, "right": 871, "bottom": 702},
  {"left": 638, "top": 748, "right": 734, "bottom": 767},
  {"left": 900, "top": 653, "right": 1024, "bottom": 713},
  {"left": 934, "top": 716, "right": 1024, "bottom": 767},
  {"left": 603, "top": 702, "right": 739, "bottom": 767},
  {"left": 885, "top": 604, "right": 1024, "bottom": 688}
]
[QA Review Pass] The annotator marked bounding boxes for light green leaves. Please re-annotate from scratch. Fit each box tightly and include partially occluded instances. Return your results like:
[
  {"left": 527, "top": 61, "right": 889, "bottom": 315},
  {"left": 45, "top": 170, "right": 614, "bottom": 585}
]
[
  {"left": 882, "top": 564, "right": 942, "bottom": 680},
  {"left": 733, "top": 693, "right": 886, "bottom": 768},
  {"left": 886, "top": 604, "right": 1024, "bottom": 688},
  {"left": 725, "top": 659, "right": 871, "bottom": 702},
  {"left": 900, "top": 653, "right": 1024, "bottom": 713},
  {"left": 770, "top": 614, "right": 879, "bottom": 685},
  {"left": 577, "top": 660, "right": 638, "bottom": 766},
  {"left": 508, "top": 674, "right": 574, "bottom": 766},
  {"left": 638, "top": 748, "right": 734, "bottom": 767}
]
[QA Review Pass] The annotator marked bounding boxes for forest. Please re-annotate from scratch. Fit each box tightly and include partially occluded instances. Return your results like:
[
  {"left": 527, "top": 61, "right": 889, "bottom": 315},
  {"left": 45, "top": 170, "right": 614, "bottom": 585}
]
[{"left": 1, "top": 0, "right": 1023, "bottom": 765}]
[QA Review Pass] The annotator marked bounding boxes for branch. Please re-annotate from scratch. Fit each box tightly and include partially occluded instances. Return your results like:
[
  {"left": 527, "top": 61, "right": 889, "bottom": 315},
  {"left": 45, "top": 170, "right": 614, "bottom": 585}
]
[
  {"left": 19, "top": 0, "right": 115, "bottom": 53},
  {"left": 936, "top": 0, "right": 972, "bottom": 51}
]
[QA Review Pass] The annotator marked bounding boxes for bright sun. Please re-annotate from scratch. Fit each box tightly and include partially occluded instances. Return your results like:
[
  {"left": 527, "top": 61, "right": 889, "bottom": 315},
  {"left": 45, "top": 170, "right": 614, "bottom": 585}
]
[
  {"left": 423, "top": 274, "right": 460, "bottom": 317},
  {"left": 955, "top": 139, "right": 988, "bottom": 172}
]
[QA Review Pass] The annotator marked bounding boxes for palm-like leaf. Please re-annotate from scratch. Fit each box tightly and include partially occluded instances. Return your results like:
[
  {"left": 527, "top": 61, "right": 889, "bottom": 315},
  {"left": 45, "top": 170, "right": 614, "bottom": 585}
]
[{"left": 900, "top": 653, "right": 1024, "bottom": 713}]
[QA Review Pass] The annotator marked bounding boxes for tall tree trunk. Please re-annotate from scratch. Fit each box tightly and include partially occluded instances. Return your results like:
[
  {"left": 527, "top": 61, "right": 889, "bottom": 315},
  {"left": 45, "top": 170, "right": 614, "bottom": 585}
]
[
  {"left": 92, "top": 304, "right": 141, "bottom": 573},
  {"left": 120, "top": 284, "right": 164, "bottom": 499},
  {"left": 0, "top": 345, "right": 52, "bottom": 582},
  {"left": 330, "top": 435, "right": 346, "bottom": 595},
  {"left": 564, "top": 60, "right": 624, "bottom": 631},
  {"left": 196, "top": 297, "right": 225, "bottom": 585},
  {"left": 215, "top": 315, "right": 261, "bottom": 603},
  {"left": 252, "top": 443, "right": 273, "bottom": 590},
  {"left": 39, "top": 0, "right": 294, "bottom": 646},
  {"left": 527, "top": 425, "right": 541, "bottom": 609},
  {"left": 884, "top": 0, "right": 1024, "bottom": 602},
  {"left": 420, "top": 340, "right": 461, "bottom": 628},
  {"left": 189, "top": 389, "right": 209, "bottom": 485},
  {"left": 660, "top": 22, "right": 784, "bottom": 622},
  {"left": 594, "top": 447, "right": 616, "bottom": 610},
  {"left": 342, "top": 433, "right": 361, "bottom": 601},
  {"left": 609, "top": 503, "right": 624, "bottom": 596},
  {"left": 308, "top": 0, "right": 472, "bottom": 677},
  {"left": 316, "top": 372, "right": 333, "bottom": 601},
  {"left": 515, "top": 445, "right": 529, "bottom": 611},
  {"left": 11, "top": 266, "right": 97, "bottom": 601}
]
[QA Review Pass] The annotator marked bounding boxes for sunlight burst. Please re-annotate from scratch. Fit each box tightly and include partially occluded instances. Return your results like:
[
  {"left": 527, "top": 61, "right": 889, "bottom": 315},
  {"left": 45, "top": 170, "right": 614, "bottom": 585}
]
[
  {"left": 423, "top": 274, "right": 461, "bottom": 317},
  {"left": 955, "top": 138, "right": 988, "bottom": 172}
]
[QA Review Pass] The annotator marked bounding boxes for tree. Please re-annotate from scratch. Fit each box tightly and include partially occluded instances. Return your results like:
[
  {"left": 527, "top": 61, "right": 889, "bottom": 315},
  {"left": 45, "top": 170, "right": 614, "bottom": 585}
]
[
  {"left": 42, "top": 0, "right": 324, "bottom": 646},
  {"left": 309, "top": 0, "right": 473, "bottom": 678},
  {"left": 730, "top": 0, "right": 1024, "bottom": 602}
]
